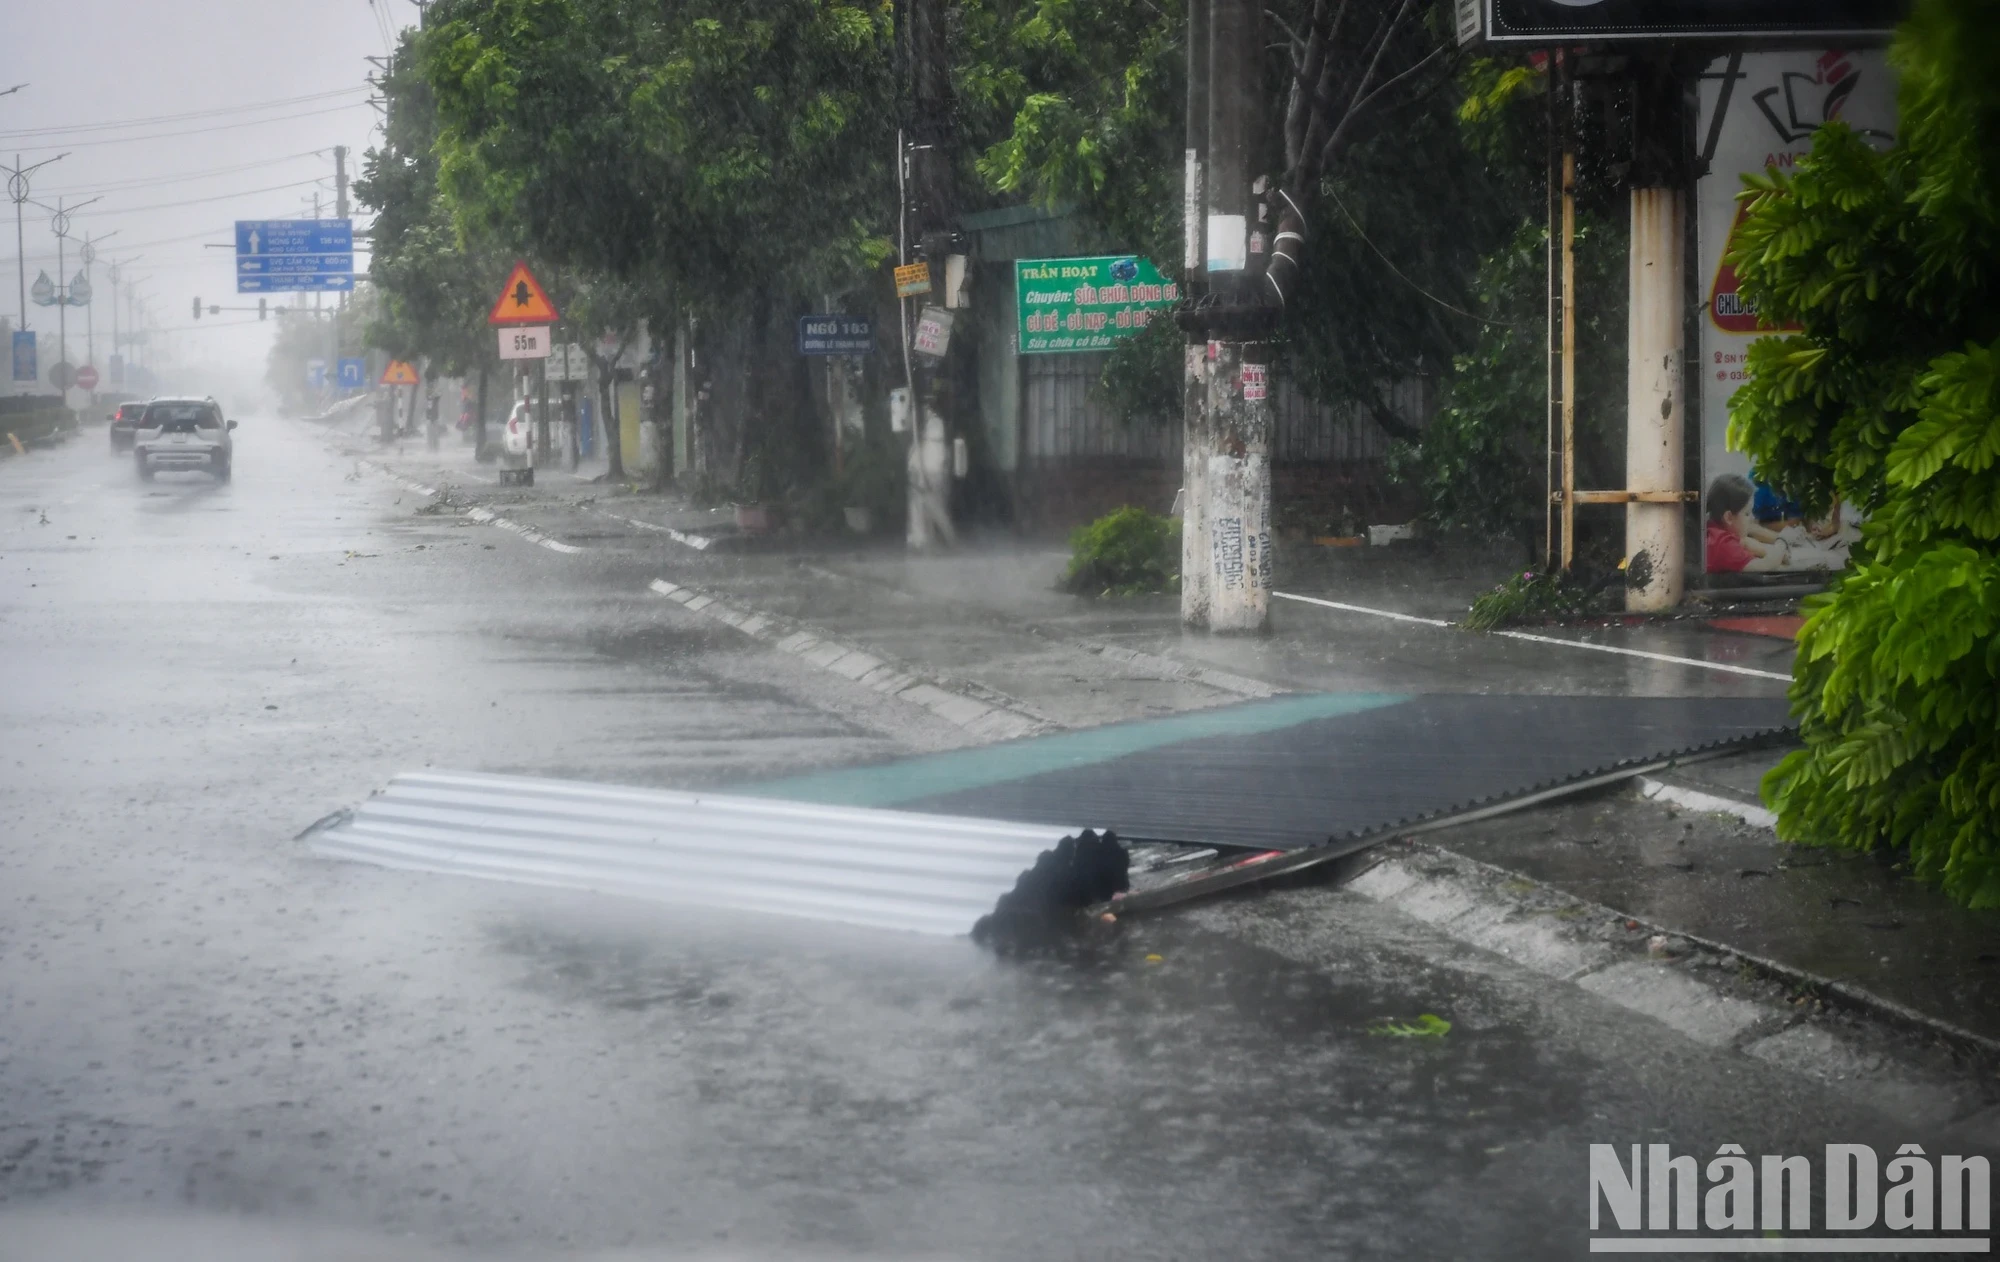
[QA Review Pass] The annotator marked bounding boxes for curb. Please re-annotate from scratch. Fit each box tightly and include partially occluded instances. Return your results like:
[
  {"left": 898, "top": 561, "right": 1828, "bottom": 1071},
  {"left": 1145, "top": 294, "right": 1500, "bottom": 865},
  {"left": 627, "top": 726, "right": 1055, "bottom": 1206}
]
[
  {"left": 647, "top": 577, "right": 1057, "bottom": 741},
  {"left": 1341, "top": 841, "right": 2000, "bottom": 1120}
]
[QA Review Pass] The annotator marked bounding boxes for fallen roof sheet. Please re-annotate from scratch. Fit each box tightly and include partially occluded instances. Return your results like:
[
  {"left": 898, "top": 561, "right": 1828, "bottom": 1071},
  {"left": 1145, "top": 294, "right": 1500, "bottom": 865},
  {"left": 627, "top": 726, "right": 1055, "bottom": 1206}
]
[
  {"left": 759, "top": 693, "right": 1795, "bottom": 853},
  {"left": 306, "top": 770, "right": 1080, "bottom": 937}
]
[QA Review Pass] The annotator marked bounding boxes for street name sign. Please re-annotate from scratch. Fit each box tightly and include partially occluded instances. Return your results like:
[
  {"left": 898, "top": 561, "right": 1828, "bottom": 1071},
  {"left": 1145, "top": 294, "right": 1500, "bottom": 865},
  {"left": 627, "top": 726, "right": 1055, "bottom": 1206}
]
[
  {"left": 488, "top": 262, "right": 560, "bottom": 326},
  {"left": 498, "top": 326, "right": 552, "bottom": 361},
  {"left": 235, "top": 219, "right": 354, "bottom": 293},
  {"left": 797, "top": 314, "right": 874, "bottom": 356}
]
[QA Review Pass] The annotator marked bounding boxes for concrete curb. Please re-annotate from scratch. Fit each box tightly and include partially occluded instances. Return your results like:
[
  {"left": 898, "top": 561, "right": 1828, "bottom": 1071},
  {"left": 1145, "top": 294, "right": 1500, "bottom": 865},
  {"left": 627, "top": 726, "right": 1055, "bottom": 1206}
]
[
  {"left": 598, "top": 511, "right": 718, "bottom": 551},
  {"left": 647, "top": 577, "right": 1058, "bottom": 741},
  {"left": 1343, "top": 841, "right": 1999, "bottom": 1126}
]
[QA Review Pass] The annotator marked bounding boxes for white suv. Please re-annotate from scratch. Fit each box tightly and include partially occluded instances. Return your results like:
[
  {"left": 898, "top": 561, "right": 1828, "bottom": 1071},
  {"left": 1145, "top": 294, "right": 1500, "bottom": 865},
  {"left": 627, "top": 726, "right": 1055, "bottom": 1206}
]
[{"left": 134, "top": 398, "right": 236, "bottom": 481}]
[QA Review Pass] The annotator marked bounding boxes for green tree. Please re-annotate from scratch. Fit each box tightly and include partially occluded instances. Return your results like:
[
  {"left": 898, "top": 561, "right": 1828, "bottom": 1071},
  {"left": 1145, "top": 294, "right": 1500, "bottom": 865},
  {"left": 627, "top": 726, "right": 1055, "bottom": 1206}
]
[
  {"left": 355, "top": 30, "right": 508, "bottom": 452},
  {"left": 1728, "top": 0, "right": 2000, "bottom": 906}
]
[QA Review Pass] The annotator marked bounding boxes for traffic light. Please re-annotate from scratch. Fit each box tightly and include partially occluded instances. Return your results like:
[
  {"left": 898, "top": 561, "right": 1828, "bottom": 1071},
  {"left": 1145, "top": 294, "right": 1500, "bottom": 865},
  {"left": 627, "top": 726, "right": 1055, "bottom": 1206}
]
[
  {"left": 192, "top": 297, "right": 201, "bottom": 320},
  {"left": 258, "top": 298, "right": 267, "bottom": 321}
]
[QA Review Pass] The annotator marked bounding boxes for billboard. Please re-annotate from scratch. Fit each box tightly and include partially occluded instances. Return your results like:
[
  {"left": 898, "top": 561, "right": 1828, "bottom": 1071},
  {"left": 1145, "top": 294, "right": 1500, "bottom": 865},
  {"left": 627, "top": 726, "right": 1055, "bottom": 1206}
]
[
  {"left": 1016, "top": 256, "right": 1178, "bottom": 355},
  {"left": 1464, "top": 0, "right": 1906, "bottom": 43},
  {"left": 1696, "top": 49, "right": 1896, "bottom": 575}
]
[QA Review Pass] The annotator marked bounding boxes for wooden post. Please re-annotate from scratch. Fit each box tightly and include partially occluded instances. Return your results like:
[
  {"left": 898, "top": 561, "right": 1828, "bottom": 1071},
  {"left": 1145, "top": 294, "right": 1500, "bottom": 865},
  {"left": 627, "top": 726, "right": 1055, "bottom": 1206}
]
[{"left": 1561, "top": 148, "right": 1578, "bottom": 572}]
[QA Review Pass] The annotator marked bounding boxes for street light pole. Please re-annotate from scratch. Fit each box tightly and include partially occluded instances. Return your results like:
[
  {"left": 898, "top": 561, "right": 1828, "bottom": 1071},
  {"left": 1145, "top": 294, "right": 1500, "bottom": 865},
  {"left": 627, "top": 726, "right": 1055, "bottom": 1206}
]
[
  {"left": 4, "top": 152, "right": 66, "bottom": 332},
  {"left": 80, "top": 230, "right": 117, "bottom": 388}
]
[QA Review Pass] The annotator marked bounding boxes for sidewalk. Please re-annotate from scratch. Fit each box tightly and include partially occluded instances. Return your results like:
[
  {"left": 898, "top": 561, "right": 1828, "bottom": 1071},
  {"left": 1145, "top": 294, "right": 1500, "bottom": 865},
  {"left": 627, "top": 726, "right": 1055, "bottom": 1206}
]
[{"left": 339, "top": 432, "right": 1999, "bottom": 1054}]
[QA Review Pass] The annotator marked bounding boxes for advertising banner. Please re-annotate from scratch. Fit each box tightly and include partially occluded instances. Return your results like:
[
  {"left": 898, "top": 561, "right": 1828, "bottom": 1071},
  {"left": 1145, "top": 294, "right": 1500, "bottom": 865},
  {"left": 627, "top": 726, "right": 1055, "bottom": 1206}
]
[
  {"left": 1695, "top": 49, "right": 1896, "bottom": 574},
  {"left": 1015, "top": 256, "right": 1178, "bottom": 355}
]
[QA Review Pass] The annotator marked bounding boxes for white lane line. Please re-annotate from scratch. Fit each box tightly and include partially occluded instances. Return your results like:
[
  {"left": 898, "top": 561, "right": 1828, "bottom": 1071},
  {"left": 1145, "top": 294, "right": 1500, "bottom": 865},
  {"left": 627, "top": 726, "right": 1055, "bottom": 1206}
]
[
  {"left": 603, "top": 512, "right": 715, "bottom": 550},
  {"left": 1273, "top": 591, "right": 1453, "bottom": 627},
  {"left": 1638, "top": 776, "right": 1779, "bottom": 829},
  {"left": 1272, "top": 590, "right": 1794, "bottom": 682},
  {"left": 369, "top": 464, "right": 586, "bottom": 554},
  {"left": 647, "top": 577, "right": 1054, "bottom": 739}
]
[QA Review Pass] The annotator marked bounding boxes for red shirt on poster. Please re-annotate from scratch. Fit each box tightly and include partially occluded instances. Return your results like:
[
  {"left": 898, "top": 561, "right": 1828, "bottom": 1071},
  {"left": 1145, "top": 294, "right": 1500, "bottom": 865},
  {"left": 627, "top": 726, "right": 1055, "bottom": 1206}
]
[{"left": 1706, "top": 522, "right": 1756, "bottom": 573}]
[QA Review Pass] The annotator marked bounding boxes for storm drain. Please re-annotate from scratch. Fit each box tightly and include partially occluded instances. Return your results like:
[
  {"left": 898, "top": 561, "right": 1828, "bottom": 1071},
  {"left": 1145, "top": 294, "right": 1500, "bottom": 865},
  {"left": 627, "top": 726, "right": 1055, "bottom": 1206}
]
[{"left": 306, "top": 770, "right": 1087, "bottom": 936}]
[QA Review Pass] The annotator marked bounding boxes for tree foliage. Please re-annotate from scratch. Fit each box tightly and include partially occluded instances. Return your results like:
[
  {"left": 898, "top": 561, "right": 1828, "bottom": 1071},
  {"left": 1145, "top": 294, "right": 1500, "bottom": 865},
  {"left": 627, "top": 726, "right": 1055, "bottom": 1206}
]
[{"left": 1729, "top": 0, "right": 2000, "bottom": 906}]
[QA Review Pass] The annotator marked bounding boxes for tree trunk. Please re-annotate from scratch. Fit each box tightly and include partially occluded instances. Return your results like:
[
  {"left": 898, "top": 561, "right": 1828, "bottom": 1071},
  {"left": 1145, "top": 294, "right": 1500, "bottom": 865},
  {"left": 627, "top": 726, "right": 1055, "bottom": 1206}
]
[{"left": 601, "top": 364, "right": 625, "bottom": 480}]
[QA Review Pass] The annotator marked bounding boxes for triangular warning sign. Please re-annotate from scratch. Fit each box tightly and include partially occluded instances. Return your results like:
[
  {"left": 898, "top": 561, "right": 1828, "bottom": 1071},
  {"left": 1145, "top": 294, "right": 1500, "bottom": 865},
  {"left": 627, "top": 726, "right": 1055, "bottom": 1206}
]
[
  {"left": 381, "top": 360, "right": 420, "bottom": 386},
  {"left": 488, "top": 261, "right": 560, "bottom": 326}
]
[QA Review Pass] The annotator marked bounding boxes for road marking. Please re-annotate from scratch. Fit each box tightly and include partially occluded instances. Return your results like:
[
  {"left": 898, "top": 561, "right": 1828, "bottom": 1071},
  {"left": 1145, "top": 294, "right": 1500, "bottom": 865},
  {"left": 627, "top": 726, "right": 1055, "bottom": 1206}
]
[
  {"left": 364, "top": 463, "right": 586, "bottom": 554},
  {"left": 603, "top": 512, "right": 715, "bottom": 550},
  {"left": 1272, "top": 590, "right": 1794, "bottom": 682},
  {"left": 648, "top": 576, "right": 1055, "bottom": 740},
  {"left": 1637, "top": 776, "right": 1778, "bottom": 828}
]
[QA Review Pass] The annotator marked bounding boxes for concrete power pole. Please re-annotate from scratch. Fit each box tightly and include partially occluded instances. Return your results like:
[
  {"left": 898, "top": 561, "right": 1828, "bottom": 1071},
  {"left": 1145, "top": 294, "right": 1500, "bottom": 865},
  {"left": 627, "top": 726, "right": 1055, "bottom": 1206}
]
[
  {"left": 1180, "top": 0, "right": 1211, "bottom": 625},
  {"left": 902, "top": 0, "right": 958, "bottom": 550},
  {"left": 333, "top": 145, "right": 349, "bottom": 386},
  {"left": 1623, "top": 61, "right": 1691, "bottom": 612},
  {"left": 1179, "top": 0, "right": 1276, "bottom": 632}
]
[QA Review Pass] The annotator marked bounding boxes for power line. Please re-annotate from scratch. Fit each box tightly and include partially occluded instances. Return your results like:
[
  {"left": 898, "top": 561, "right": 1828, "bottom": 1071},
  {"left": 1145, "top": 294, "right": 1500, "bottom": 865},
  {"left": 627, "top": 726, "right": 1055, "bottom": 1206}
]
[
  {"left": 65, "top": 178, "right": 325, "bottom": 218},
  {"left": 0, "top": 88, "right": 367, "bottom": 140},
  {"left": 9, "top": 102, "right": 371, "bottom": 153},
  {"left": 36, "top": 151, "right": 325, "bottom": 198}
]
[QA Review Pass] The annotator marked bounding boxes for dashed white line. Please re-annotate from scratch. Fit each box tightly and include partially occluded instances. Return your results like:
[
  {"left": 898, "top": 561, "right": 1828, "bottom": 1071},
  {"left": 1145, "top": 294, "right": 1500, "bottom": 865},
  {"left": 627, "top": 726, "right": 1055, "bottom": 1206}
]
[{"left": 1272, "top": 590, "right": 1794, "bottom": 682}]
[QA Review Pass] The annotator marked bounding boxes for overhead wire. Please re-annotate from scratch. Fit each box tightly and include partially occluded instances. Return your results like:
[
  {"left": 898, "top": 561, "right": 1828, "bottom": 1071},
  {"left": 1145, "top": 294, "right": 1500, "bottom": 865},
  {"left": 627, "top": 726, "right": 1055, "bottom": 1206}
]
[
  {"left": 36, "top": 151, "right": 325, "bottom": 198},
  {"left": 9, "top": 102, "right": 371, "bottom": 153},
  {"left": 0, "top": 88, "right": 367, "bottom": 140},
  {"left": 63, "top": 178, "right": 325, "bottom": 218}
]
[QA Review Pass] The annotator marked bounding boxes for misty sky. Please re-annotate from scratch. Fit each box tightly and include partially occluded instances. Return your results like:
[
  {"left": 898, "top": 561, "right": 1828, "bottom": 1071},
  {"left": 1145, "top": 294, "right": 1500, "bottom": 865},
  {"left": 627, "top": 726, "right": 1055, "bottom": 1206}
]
[{"left": 3, "top": 0, "right": 400, "bottom": 403}]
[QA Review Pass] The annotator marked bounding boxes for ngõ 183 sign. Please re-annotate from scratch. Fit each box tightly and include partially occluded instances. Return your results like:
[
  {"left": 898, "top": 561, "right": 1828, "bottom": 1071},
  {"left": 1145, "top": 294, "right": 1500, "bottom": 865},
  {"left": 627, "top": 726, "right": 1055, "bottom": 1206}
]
[{"left": 1016, "top": 256, "right": 1177, "bottom": 355}]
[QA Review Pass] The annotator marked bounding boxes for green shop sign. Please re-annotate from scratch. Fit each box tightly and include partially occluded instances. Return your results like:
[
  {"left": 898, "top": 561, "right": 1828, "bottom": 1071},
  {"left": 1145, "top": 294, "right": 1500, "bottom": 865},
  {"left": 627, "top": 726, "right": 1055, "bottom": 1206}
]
[{"left": 1016, "top": 255, "right": 1177, "bottom": 355}]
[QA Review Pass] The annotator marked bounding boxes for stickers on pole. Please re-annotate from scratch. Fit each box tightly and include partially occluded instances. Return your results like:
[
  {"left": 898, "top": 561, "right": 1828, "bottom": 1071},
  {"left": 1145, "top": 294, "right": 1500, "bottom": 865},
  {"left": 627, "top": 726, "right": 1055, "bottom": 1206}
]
[
  {"left": 381, "top": 360, "right": 420, "bottom": 386},
  {"left": 1240, "top": 363, "right": 1268, "bottom": 401},
  {"left": 894, "top": 261, "right": 932, "bottom": 298},
  {"left": 498, "top": 325, "right": 552, "bottom": 361},
  {"left": 913, "top": 306, "right": 955, "bottom": 358},
  {"left": 488, "top": 262, "right": 560, "bottom": 326}
]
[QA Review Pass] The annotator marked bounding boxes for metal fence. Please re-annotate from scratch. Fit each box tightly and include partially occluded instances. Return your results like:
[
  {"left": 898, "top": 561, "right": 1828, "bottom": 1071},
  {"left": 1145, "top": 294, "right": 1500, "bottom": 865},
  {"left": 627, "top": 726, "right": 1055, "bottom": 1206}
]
[{"left": 1020, "top": 352, "right": 1427, "bottom": 464}]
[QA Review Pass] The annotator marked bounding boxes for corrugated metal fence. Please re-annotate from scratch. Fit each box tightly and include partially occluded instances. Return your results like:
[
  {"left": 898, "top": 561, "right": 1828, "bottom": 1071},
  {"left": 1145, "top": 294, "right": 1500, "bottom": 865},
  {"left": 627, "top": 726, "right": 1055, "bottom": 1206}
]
[{"left": 1021, "top": 353, "right": 1428, "bottom": 463}]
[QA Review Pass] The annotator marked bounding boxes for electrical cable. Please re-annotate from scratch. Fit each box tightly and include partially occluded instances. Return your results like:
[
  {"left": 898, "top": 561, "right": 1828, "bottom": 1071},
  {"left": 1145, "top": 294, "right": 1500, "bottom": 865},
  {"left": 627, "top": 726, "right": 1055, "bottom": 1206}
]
[
  {"left": 66, "top": 178, "right": 324, "bottom": 218},
  {"left": 1324, "top": 183, "right": 1515, "bottom": 328},
  {"left": 9, "top": 103, "right": 371, "bottom": 153},
  {"left": 35, "top": 151, "right": 324, "bottom": 198},
  {"left": 0, "top": 88, "right": 367, "bottom": 140}
]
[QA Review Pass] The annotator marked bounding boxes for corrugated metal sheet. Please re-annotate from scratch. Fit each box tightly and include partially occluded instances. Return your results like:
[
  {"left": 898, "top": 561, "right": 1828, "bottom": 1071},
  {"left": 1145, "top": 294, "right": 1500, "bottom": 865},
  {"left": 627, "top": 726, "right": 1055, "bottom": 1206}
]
[
  {"left": 884, "top": 695, "right": 1795, "bottom": 851},
  {"left": 1020, "top": 354, "right": 1422, "bottom": 464},
  {"left": 307, "top": 770, "right": 1078, "bottom": 937}
]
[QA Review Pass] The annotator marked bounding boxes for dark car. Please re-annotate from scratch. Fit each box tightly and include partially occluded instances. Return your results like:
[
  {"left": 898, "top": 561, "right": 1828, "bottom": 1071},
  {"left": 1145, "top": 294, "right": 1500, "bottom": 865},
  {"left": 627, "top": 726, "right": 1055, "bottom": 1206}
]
[{"left": 107, "top": 400, "right": 154, "bottom": 452}]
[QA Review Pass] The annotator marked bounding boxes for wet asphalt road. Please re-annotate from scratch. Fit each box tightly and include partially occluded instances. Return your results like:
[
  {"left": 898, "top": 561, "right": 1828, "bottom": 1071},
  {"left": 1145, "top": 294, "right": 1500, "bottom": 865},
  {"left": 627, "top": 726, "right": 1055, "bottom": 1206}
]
[{"left": 0, "top": 418, "right": 1971, "bottom": 1259}]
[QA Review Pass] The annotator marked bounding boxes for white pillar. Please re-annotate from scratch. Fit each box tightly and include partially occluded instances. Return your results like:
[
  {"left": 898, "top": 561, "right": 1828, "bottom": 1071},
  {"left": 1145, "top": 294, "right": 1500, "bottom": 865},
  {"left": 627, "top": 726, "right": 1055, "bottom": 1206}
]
[
  {"left": 1626, "top": 187, "right": 1685, "bottom": 612},
  {"left": 1201, "top": 340, "right": 1272, "bottom": 632}
]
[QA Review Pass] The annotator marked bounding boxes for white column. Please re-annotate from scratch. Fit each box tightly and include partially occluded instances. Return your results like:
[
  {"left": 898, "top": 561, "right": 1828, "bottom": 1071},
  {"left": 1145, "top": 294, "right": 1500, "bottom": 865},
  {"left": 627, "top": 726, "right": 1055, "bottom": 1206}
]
[
  {"left": 1201, "top": 340, "right": 1272, "bottom": 632},
  {"left": 1626, "top": 187, "right": 1685, "bottom": 612}
]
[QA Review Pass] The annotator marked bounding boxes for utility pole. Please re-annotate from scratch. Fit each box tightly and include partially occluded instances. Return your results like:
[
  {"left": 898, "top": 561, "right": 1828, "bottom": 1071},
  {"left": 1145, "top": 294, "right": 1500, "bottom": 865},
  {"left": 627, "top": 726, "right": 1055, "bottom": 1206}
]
[
  {"left": 5, "top": 152, "right": 65, "bottom": 334},
  {"left": 79, "top": 230, "right": 116, "bottom": 390},
  {"left": 1181, "top": 0, "right": 1211, "bottom": 624},
  {"left": 901, "top": 0, "right": 959, "bottom": 550},
  {"left": 47, "top": 196, "right": 100, "bottom": 402},
  {"left": 333, "top": 145, "right": 349, "bottom": 365},
  {"left": 1622, "top": 59, "right": 1692, "bottom": 612},
  {"left": 1178, "top": 0, "right": 1276, "bottom": 632}
]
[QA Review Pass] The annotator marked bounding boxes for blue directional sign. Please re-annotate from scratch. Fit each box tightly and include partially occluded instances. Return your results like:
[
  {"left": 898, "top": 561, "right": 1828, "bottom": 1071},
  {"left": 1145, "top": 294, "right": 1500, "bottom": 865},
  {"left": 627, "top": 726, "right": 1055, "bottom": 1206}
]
[
  {"left": 796, "top": 314, "right": 874, "bottom": 356},
  {"left": 307, "top": 359, "right": 327, "bottom": 390},
  {"left": 336, "top": 357, "right": 366, "bottom": 390},
  {"left": 11, "top": 331, "right": 35, "bottom": 383},
  {"left": 235, "top": 219, "right": 354, "bottom": 294}
]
